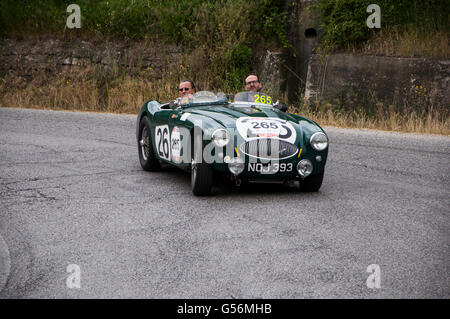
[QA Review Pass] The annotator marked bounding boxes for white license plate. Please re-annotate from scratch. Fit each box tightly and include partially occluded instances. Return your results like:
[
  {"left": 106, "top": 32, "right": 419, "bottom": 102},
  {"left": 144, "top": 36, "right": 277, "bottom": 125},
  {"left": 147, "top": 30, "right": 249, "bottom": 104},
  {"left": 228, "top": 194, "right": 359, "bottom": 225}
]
[{"left": 248, "top": 162, "right": 293, "bottom": 174}]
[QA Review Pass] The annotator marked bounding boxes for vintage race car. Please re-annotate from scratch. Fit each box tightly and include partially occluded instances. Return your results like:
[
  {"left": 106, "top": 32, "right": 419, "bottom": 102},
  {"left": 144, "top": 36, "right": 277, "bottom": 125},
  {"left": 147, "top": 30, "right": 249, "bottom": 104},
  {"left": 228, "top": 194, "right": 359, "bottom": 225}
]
[{"left": 136, "top": 91, "right": 328, "bottom": 196}]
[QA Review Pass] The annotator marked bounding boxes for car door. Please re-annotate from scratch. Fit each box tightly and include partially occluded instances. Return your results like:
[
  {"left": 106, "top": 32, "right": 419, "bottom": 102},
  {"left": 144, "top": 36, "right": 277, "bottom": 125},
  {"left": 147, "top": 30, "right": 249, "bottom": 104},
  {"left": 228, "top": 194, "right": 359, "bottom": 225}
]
[
  {"left": 152, "top": 107, "right": 177, "bottom": 163},
  {"left": 168, "top": 107, "right": 196, "bottom": 167}
]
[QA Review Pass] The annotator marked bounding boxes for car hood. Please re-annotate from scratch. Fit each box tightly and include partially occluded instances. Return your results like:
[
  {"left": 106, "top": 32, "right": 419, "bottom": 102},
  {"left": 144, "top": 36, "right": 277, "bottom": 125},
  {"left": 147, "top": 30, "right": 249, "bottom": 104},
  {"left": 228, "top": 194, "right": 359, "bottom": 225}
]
[{"left": 183, "top": 104, "right": 325, "bottom": 145}]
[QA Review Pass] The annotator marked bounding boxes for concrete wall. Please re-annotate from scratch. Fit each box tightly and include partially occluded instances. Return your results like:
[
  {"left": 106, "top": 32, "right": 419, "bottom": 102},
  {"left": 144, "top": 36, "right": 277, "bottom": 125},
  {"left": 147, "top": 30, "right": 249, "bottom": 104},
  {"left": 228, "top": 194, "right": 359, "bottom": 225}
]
[
  {"left": 258, "top": 50, "right": 285, "bottom": 99},
  {"left": 284, "top": 0, "right": 320, "bottom": 103},
  {"left": 305, "top": 54, "right": 450, "bottom": 113}
]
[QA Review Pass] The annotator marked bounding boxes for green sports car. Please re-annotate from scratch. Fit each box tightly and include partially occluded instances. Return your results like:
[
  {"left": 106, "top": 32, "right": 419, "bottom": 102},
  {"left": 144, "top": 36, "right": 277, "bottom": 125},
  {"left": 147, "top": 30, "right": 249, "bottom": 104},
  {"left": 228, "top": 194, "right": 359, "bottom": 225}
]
[{"left": 136, "top": 91, "right": 329, "bottom": 196}]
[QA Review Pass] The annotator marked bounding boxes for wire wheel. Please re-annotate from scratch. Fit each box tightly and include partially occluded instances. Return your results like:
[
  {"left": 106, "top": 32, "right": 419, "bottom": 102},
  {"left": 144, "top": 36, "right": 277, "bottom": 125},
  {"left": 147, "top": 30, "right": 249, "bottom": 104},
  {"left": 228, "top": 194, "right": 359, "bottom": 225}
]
[{"left": 140, "top": 126, "right": 150, "bottom": 161}]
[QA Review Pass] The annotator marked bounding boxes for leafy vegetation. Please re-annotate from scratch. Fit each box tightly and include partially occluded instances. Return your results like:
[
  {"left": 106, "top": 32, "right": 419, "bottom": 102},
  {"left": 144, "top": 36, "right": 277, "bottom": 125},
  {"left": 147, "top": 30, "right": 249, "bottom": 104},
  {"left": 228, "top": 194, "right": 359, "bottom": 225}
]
[
  {"left": 316, "top": 0, "right": 449, "bottom": 56},
  {"left": 0, "top": 0, "right": 288, "bottom": 91}
]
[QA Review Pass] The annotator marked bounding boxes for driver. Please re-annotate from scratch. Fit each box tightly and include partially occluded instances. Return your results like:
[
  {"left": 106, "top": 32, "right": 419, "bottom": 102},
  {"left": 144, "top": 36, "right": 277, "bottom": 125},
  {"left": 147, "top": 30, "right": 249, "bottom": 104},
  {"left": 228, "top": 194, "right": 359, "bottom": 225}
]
[
  {"left": 179, "top": 79, "right": 196, "bottom": 97},
  {"left": 244, "top": 73, "right": 262, "bottom": 92}
]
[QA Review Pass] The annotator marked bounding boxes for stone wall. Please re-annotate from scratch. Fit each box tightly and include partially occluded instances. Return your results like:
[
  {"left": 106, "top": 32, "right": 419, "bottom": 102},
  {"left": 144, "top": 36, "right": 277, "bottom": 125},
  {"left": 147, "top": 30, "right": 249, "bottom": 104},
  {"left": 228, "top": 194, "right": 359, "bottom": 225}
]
[{"left": 0, "top": 37, "right": 183, "bottom": 80}]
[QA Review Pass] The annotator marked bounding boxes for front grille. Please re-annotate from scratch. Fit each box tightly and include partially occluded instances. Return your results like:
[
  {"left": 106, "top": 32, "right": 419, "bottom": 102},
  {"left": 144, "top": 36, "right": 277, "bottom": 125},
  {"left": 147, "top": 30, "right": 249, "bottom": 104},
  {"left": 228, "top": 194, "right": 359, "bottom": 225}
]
[{"left": 240, "top": 139, "right": 298, "bottom": 160}]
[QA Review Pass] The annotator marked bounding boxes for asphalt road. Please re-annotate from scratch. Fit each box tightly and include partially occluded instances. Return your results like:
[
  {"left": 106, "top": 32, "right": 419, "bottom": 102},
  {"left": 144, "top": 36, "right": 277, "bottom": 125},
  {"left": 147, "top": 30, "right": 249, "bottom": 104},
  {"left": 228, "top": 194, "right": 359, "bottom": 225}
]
[{"left": 0, "top": 107, "right": 449, "bottom": 298}]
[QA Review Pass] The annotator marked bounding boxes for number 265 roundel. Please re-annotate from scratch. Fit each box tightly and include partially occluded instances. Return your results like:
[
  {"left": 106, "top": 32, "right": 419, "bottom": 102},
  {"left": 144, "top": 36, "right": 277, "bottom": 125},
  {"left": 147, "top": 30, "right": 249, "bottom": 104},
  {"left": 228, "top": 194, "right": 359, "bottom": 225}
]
[{"left": 236, "top": 117, "right": 297, "bottom": 144}]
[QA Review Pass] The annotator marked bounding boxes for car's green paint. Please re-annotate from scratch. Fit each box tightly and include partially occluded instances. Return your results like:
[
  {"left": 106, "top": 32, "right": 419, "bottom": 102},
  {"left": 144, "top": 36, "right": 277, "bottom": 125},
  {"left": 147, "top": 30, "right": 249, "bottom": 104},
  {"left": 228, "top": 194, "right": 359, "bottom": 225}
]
[{"left": 136, "top": 97, "right": 328, "bottom": 181}]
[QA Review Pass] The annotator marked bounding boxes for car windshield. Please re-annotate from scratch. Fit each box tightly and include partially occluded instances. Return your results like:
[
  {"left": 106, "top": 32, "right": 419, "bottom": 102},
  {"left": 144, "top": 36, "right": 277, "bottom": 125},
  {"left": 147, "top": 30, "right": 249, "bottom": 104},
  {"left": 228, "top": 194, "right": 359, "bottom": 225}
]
[
  {"left": 179, "top": 91, "right": 227, "bottom": 106},
  {"left": 233, "top": 92, "right": 274, "bottom": 106}
]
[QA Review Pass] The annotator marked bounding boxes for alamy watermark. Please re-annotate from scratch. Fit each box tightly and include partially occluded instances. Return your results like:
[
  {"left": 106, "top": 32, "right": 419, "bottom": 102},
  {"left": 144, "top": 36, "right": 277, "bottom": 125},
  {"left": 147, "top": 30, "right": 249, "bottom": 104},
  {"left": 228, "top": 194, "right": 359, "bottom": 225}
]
[
  {"left": 66, "top": 4, "right": 81, "bottom": 29},
  {"left": 366, "top": 4, "right": 381, "bottom": 29},
  {"left": 366, "top": 264, "right": 381, "bottom": 289},
  {"left": 66, "top": 264, "right": 81, "bottom": 289}
]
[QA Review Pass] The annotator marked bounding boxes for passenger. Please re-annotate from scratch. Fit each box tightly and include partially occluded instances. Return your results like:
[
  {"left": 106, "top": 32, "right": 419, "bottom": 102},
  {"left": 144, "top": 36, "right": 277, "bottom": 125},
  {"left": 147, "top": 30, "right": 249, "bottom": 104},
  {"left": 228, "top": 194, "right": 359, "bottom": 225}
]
[
  {"left": 244, "top": 73, "right": 287, "bottom": 111},
  {"left": 244, "top": 73, "right": 262, "bottom": 92}
]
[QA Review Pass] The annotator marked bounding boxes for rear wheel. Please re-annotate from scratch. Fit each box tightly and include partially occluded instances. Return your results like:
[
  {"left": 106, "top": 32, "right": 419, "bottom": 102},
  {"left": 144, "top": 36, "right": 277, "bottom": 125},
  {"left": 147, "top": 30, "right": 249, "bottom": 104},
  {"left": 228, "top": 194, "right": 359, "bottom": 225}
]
[
  {"left": 299, "top": 172, "right": 324, "bottom": 192},
  {"left": 191, "top": 131, "right": 213, "bottom": 196},
  {"left": 138, "top": 117, "right": 161, "bottom": 171}
]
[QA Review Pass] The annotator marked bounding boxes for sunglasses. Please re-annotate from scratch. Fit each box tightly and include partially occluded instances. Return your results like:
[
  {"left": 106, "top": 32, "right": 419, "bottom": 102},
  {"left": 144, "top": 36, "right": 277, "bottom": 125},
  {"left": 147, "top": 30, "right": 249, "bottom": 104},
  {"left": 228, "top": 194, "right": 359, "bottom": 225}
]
[
  {"left": 245, "top": 80, "right": 259, "bottom": 85},
  {"left": 179, "top": 87, "right": 191, "bottom": 92}
]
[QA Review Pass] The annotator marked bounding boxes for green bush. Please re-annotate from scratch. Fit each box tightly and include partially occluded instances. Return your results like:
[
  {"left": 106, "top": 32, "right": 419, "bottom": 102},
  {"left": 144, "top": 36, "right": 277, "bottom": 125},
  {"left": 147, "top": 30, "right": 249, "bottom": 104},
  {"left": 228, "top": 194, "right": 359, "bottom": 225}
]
[
  {"left": 0, "top": 0, "right": 288, "bottom": 43},
  {"left": 0, "top": 0, "right": 289, "bottom": 91},
  {"left": 317, "top": 0, "right": 449, "bottom": 50},
  {"left": 258, "top": 0, "right": 289, "bottom": 48},
  {"left": 224, "top": 44, "right": 252, "bottom": 90}
]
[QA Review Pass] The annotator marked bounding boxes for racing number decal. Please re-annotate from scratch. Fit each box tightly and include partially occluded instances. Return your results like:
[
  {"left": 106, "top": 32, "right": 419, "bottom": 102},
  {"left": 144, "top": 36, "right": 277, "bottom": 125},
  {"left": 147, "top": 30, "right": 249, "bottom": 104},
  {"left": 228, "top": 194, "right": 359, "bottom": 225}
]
[
  {"left": 236, "top": 117, "right": 297, "bottom": 144},
  {"left": 251, "top": 120, "right": 278, "bottom": 129},
  {"left": 171, "top": 127, "right": 181, "bottom": 163},
  {"left": 155, "top": 125, "right": 170, "bottom": 160},
  {"left": 254, "top": 94, "right": 272, "bottom": 105}
]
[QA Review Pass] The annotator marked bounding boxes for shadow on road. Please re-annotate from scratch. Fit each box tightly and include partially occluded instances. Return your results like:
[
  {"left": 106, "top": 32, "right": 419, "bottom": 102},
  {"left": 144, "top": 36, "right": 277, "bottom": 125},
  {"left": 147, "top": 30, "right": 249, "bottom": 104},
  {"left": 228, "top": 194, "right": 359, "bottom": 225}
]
[{"left": 150, "top": 163, "right": 313, "bottom": 197}]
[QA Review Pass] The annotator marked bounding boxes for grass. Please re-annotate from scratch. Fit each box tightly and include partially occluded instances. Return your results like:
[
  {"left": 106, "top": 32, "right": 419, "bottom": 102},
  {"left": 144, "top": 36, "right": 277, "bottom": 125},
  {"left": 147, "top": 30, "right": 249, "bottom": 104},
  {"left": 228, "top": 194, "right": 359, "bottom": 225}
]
[
  {"left": 0, "top": 65, "right": 176, "bottom": 113},
  {"left": 1, "top": 64, "right": 448, "bottom": 135},
  {"left": 292, "top": 102, "right": 449, "bottom": 135},
  {"left": 316, "top": 0, "right": 449, "bottom": 59},
  {"left": 337, "top": 27, "right": 450, "bottom": 59}
]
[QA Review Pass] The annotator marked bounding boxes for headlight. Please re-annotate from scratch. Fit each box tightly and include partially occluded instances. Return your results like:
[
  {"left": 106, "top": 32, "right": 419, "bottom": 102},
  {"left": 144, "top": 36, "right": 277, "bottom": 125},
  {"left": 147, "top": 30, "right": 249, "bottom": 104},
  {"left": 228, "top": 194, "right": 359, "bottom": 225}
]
[
  {"left": 212, "top": 129, "right": 230, "bottom": 147},
  {"left": 297, "top": 159, "right": 313, "bottom": 177},
  {"left": 228, "top": 157, "right": 245, "bottom": 175},
  {"left": 310, "top": 132, "right": 328, "bottom": 151}
]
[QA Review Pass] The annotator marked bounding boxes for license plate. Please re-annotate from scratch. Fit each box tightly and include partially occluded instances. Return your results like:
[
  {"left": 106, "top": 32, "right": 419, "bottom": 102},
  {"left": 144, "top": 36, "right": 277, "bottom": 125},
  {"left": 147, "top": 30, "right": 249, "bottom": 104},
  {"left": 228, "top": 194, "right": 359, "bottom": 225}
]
[{"left": 248, "top": 162, "right": 293, "bottom": 174}]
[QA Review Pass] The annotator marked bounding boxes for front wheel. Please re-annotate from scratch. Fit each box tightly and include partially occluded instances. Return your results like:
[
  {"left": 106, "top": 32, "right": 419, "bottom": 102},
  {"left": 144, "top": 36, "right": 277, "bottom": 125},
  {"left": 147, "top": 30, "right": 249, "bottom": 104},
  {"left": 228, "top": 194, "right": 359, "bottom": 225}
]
[
  {"left": 299, "top": 172, "right": 324, "bottom": 192},
  {"left": 138, "top": 117, "right": 161, "bottom": 171}
]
